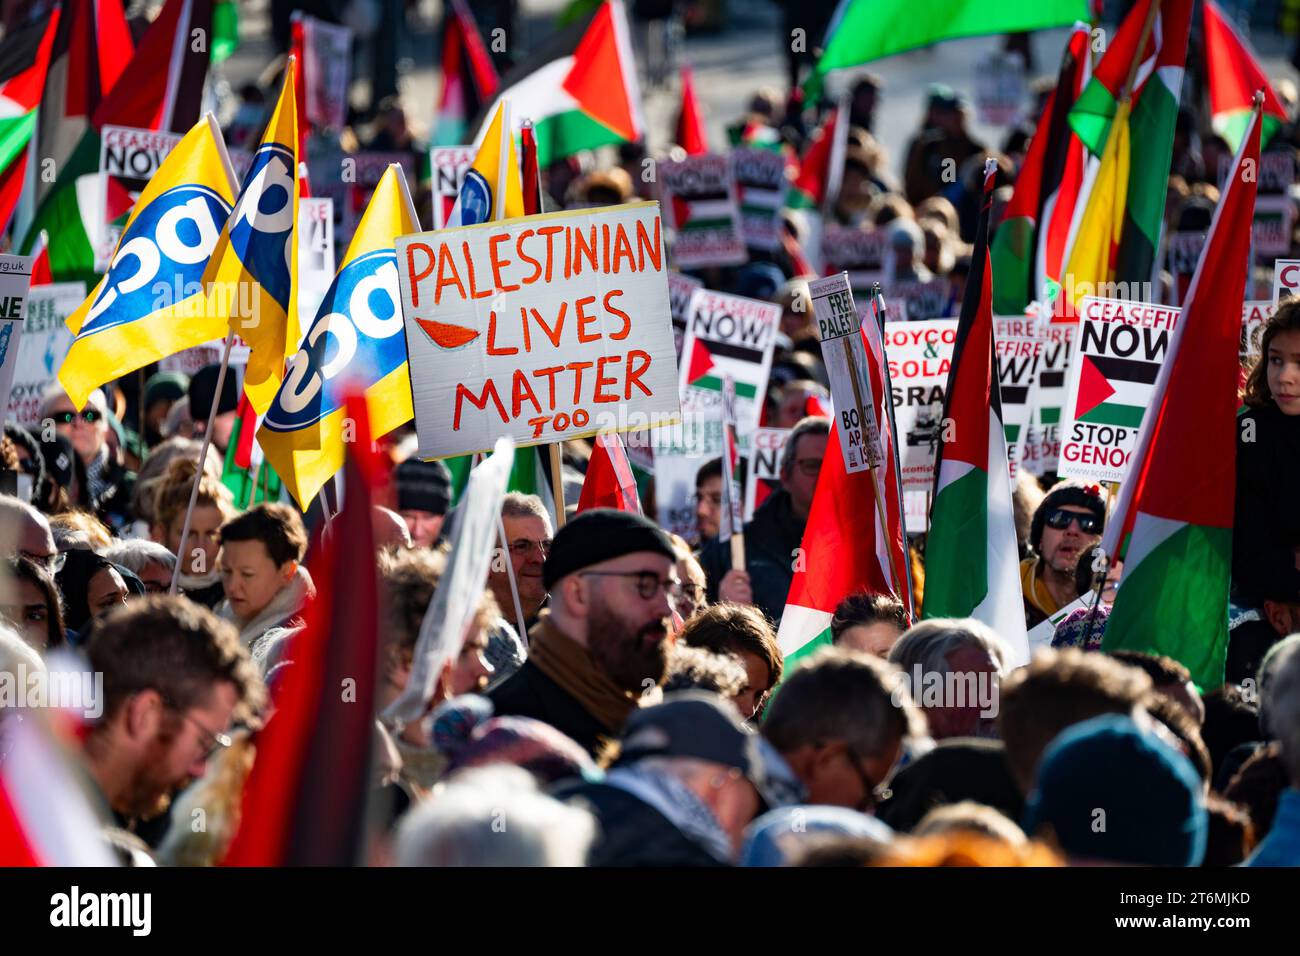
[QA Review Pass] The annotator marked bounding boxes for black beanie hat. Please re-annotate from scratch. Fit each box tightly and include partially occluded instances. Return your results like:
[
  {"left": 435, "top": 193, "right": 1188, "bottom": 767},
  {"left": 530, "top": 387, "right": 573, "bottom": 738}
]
[
  {"left": 543, "top": 508, "right": 677, "bottom": 591},
  {"left": 188, "top": 364, "right": 240, "bottom": 421},
  {"left": 394, "top": 458, "right": 452, "bottom": 515},
  {"left": 1030, "top": 479, "right": 1106, "bottom": 553}
]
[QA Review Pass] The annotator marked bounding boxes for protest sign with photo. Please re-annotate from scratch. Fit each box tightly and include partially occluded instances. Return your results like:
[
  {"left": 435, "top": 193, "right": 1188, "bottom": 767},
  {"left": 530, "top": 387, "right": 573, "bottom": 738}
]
[
  {"left": 397, "top": 202, "right": 681, "bottom": 458},
  {"left": 6, "top": 282, "right": 85, "bottom": 426},
  {"left": 744, "top": 426, "right": 789, "bottom": 522},
  {"left": 810, "top": 273, "right": 882, "bottom": 472},
  {"left": 1058, "top": 296, "right": 1180, "bottom": 485},
  {"left": 0, "top": 257, "right": 36, "bottom": 427},
  {"left": 995, "top": 315, "right": 1045, "bottom": 480},
  {"left": 658, "top": 153, "right": 746, "bottom": 268},
  {"left": 885, "top": 318, "right": 958, "bottom": 490},
  {"left": 299, "top": 14, "right": 352, "bottom": 130},
  {"left": 730, "top": 147, "right": 786, "bottom": 253},
  {"left": 678, "top": 287, "right": 779, "bottom": 453},
  {"left": 1165, "top": 231, "right": 1206, "bottom": 306},
  {"left": 95, "top": 126, "right": 185, "bottom": 271},
  {"left": 973, "top": 50, "right": 1026, "bottom": 126},
  {"left": 430, "top": 146, "right": 475, "bottom": 229},
  {"left": 1018, "top": 322, "right": 1075, "bottom": 477},
  {"left": 667, "top": 270, "right": 703, "bottom": 359},
  {"left": 1273, "top": 258, "right": 1300, "bottom": 303}
]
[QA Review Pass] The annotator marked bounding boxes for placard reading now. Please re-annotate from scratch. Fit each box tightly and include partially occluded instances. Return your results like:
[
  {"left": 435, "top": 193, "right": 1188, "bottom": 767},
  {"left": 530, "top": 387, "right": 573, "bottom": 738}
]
[{"left": 397, "top": 202, "right": 682, "bottom": 459}]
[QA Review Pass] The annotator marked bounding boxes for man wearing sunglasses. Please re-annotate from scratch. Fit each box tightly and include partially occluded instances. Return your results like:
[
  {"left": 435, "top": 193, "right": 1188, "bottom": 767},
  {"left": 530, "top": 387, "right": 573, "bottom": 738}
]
[
  {"left": 1021, "top": 480, "right": 1107, "bottom": 628},
  {"left": 41, "top": 386, "right": 134, "bottom": 530},
  {"left": 489, "top": 509, "right": 681, "bottom": 756}
]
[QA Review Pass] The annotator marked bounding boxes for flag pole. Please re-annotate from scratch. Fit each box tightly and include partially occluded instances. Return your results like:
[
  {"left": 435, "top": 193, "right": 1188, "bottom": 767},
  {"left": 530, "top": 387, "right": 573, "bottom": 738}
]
[
  {"left": 548, "top": 442, "right": 567, "bottom": 528},
  {"left": 872, "top": 286, "right": 913, "bottom": 608},
  {"left": 169, "top": 336, "right": 234, "bottom": 596},
  {"left": 497, "top": 513, "right": 529, "bottom": 648}
]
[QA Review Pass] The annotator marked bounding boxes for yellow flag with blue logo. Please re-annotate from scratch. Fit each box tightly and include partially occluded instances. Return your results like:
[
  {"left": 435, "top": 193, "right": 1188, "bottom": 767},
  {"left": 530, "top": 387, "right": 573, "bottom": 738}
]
[
  {"left": 447, "top": 99, "right": 525, "bottom": 227},
  {"left": 58, "top": 116, "right": 237, "bottom": 411},
  {"left": 256, "top": 164, "right": 420, "bottom": 508},
  {"left": 204, "top": 56, "right": 301, "bottom": 415}
]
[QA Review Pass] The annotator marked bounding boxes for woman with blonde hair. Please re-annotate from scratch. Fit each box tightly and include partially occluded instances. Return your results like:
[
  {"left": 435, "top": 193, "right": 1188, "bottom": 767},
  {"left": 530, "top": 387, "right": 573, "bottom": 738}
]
[{"left": 151, "top": 457, "right": 237, "bottom": 608}]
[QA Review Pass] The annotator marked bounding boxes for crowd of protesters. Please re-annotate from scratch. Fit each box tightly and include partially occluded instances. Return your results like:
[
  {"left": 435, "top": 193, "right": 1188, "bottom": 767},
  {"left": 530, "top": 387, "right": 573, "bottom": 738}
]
[{"left": 1, "top": 5, "right": 1300, "bottom": 868}]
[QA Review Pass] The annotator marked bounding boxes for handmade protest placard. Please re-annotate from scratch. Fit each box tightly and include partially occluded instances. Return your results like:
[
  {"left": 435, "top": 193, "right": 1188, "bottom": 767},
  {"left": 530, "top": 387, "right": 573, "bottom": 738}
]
[
  {"left": 811, "top": 273, "right": 882, "bottom": 472},
  {"left": 995, "top": 315, "right": 1045, "bottom": 480},
  {"left": 744, "top": 426, "right": 789, "bottom": 521},
  {"left": 6, "top": 282, "right": 85, "bottom": 426},
  {"left": 731, "top": 147, "right": 786, "bottom": 253},
  {"left": 678, "top": 286, "right": 779, "bottom": 453},
  {"left": 884, "top": 318, "right": 958, "bottom": 490},
  {"left": 398, "top": 201, "right": 681, "bottom": 459},
  {"left": 1058, "top": 296, "right": 1180, "bottom": 484},
  {"left": 658, "top": 154, "right": 746, "bottom": 268},
  {"left": 431, "top": 146, "right": 475, "bottom": 229}
]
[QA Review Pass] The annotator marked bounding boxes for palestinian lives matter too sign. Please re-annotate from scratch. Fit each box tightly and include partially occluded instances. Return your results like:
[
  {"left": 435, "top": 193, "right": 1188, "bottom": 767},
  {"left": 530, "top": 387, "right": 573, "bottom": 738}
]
[
  {"left": 658, "top": 153, "right": 746, "bottom": 269},
  {"left": 810, "top": 272, "right": 883, "bottom": 472},
  {"left": 1059, "top": 296, "right": 1179, "bottom": 485},
  {"left": 397, "top": 202, "right": 681, "bottom": 458}
]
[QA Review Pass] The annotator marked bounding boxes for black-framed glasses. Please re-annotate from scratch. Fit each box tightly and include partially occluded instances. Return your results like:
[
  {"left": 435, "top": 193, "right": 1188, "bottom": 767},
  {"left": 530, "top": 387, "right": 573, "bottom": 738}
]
[
  {"left": 52, "top": 409, "right": 101, "bottom": 425},
  {"left": 164, "top": 699, "right": 231, "bottom": 760},
  {"left": 581, "top": 570, "right": 683, "bottom": 601},
  {"left": 1044, "top": 507, "right": 1102, "bottom": 535}
]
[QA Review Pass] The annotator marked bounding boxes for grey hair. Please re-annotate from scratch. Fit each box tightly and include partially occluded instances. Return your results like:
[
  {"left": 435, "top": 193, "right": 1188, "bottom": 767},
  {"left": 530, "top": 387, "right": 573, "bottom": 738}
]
[
  {"left": 779, "top": 416, "right": 831, "bottom": 478},
  {"left": 1260, "top": 640, "right": 1300, "bottom": 785},
  {"left": 888, "top": 617, "right": 1010, "bottom": 679},
  {"left": 501, "top": 492, "right": 551, "bottom": 530},
  {"left": 103, "top": 539, "right": 178, "bottom": 576},
  {"left": 395, "top": 765, "right": 595, "bottom": 867},
  {"left": 42, "top": 384, "right": 105, "bottom": 416},
  {"left": 1259, "top": 634, "right": 1300, "bottom": 739},
  {"left": 0, "top": 494, "right": 51, "bottom": 556},
  {"left": 913, "top": 800, "right": 1027, "bottom": 846}
]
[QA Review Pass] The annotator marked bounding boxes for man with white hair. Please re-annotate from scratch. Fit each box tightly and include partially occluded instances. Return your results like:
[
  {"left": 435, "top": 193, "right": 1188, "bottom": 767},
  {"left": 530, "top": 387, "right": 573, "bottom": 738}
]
[
  {"left": 41, "top": 385, "right": 133, "bottom": 528},
  {"left": 394, "top": 765, "right": 596, "bottom": 866},
  {"left": 103, "top": 540, "right": 178, "bottom": 595},
  {"left": 1247, "top": 636, "right": 1300, "bottom": 865},
  {"left": 887, "top": 618, "right": 1010, "bottom": 739}
]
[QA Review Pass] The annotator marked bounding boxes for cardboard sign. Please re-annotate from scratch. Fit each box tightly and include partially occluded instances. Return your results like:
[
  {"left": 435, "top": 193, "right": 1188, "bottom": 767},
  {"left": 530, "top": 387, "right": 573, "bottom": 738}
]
[
  {"left": 744, "top": 426, "right": 789, "bottom": 521},
  {"left": 667, "top": 270, "right": 703, "bottom": 359},
  {"left": 300, "top": 14, "right": 352, "bottom": 130},
  {"left": 658, "top": 154, "right": 746, "bottom": 268},
  {"left": 731, "top": 147, "right": 786, "bottom": 252},
  {"left": 974, "top": 50, "right": 1026, "bottom": 127},
  {"left": 1165, "top": 231, "right": 1206, "bottom": 306},
  {"left": 678, "top": 287, "right": 779, "bottom": 454},
  {"left": 1059, "top": 296, "right": 1180, "bottom": 484},
  {"left": 6, "top": 282, "right": 85, "bottom": 426},
  {"left": 885, "top": 318, "right": 958, "bottom": 490},
  {"left": 0, "top": 256, "right": 35, "bottom": 423},
  {"left": 995, "top": 315, "right": 1045, "bottom": 481},
  {"left": 397, "top": 202, "right": 681, "bottom": 458},
  {"left": 1273, "top": 258, "right": 1300, "bottom": 303},
  {"left": 1018, "top": 322, "right": 1075, "bottom": 477},
  {"left": 95, "top": 126, "right": 185, "bottom": 271},
  {"left": 430, "top": 146, "right": 475, "bottom": 230},
  {"left": 811, "top": 273, "right": 882, "bottom": 472},
  {"left": 1241, "top": 300, "right": 1277, "bottom": 363}
]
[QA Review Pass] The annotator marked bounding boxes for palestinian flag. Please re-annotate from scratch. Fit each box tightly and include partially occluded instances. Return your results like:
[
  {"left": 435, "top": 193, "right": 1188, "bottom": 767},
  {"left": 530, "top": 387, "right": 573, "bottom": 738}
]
[
  {"left": 923, "top": 161, "right": 1029, "bottom": 665},
  {"left": 577, "top": 431, "right": 641, "bottom": 513},
  {"left": 1100, "top": 99, "right": 1262, "bottom": 690},
  {"left": 222, "top": 391, "right": 282, "bottom": 509},
  {"left": 433, "top": 0, "right": 499, "bottom": 147},
  {"left": 223, "top": 395, "right": 383, "bottom": 866},
  {"left": 671, "top": 190, "right": 736, "bottom": 236},
  {"left": 1204, "top": 0, "right": 1287, "bottom": 151},
  {"left": 19, "top": 0, "right": 212, "bottom": 285},
  {"left": 784, "top": 101, "right": 846, "bottom": 274},
  {"left": 990, "top": 22, "right": 1090, "bottom": 316},
  {"left": 0, "top": 11, "right": 61, "bottom": 240},
  {"left": 777, "top": 291, "right": 910, "bottom": 662},
  {"left": 684, "top": 334, "right": 763, "bottom": 399},
  {"left": 676, "top": 65, "right": 707, "bottom": 155},
  {"left": 1073, "top": 351, "right": 1157, "bottom": 428},
  {"left": 475, "top": 0, "right": 644, "bottom": 168},
  {"left": 806, "top": 0, "right": 1089, "bottom": 99},
  {"left": 1069, "top": 0, "right": 1192, "bottom": 289}
]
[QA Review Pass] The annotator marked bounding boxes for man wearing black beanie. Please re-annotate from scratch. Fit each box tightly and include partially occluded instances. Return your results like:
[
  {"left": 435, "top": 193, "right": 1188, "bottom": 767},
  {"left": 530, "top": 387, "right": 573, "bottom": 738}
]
[
  {"left": 488, "top": 508, "right": 681, "bottom": 756},
  {"left": 1021, "top": 479, "right": 1106, "bottom": 628}
]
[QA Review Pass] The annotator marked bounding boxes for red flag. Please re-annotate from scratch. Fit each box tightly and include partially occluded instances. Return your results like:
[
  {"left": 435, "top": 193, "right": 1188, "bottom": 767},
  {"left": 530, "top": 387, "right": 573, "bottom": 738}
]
[
  {"left": 676, "top": 65, "right": 708, "bottom": 155},
  {"left": 29, "top": 231, "right": 51, "bottom": 286},
  {"left": 1204, "top": 0, "right": 1288, "bottom": 150},
  {"left": 521, "top": 119, "right": 544, "bottom": 216},
  {"left": 578, "top": 431, "right": 641, "bottom": 513},
  {"left": 222, "top": 393, "right": 383, "bottom": 866}
]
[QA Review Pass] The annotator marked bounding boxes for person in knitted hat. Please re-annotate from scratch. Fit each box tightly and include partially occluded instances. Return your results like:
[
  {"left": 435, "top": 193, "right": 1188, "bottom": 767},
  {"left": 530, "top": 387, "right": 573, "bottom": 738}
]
[
  {"left": 1019, "top": 479, "right": 1106, "bottom": 628},
  {"left": 392, "top": 457, "right": 451, "bottom": 548},
  {"left": 1022, "top": 714, "right": 1208, "bottom": 866},
  {"left": 487, "top": 508, "right": 679, "bottom": 757}
]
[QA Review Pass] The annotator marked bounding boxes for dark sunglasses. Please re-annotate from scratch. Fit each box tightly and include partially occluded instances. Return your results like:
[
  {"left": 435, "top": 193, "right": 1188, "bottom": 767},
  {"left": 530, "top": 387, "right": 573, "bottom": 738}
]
[
  {"left": 53, "top": 409, "right": 101, "bottom": 425},
  {"left": 1045, "top": 507, "right": 1102, "bottom": 535}
]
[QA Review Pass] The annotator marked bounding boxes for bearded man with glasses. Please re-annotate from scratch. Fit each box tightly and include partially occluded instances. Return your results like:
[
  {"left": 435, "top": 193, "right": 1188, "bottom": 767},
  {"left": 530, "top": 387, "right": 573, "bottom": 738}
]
[{"left": 1020, "top": 480, "right": 1107, "bottom": 629}]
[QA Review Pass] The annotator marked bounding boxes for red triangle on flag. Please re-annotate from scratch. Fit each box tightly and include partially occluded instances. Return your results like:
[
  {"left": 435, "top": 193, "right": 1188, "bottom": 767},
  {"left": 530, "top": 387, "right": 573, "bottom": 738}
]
[
  {"left": 563, "top": 2, "right": 637, "bottom": 141},
  {"left": 686, "top": 337, "right": 714, "bottom": 384},
  {"left": 670, "top": 193, "right": 692, "bottom": 229},
  {"left": 1075, "top": 354, "right": 1116, "bottom": 419}
]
